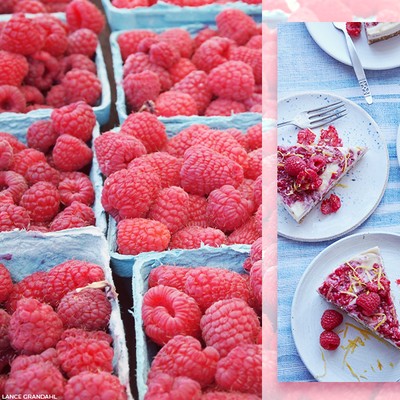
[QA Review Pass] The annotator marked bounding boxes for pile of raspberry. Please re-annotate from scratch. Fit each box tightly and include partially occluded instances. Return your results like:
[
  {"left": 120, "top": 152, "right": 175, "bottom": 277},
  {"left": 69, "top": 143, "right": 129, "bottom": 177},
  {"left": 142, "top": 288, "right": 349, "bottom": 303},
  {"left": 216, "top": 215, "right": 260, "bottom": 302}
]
[
  {"left": 0, "top": 260, "right": 128, "bottom": 399},
  {"left": 112, "top": 0, "right": 260, "bottom": 9},
  {"left": 0, "top": 101, "right": 97, "bottom": 233},
  {"left": 96, "top": 112, "right": 262, "bottom": 255},
  {"left": 141, "top": 238, "right": 262, "bottom": 398},
  {"left": 118, "top": 9, "right": 261, "bottom": 117},
  {"left": 0, "top": 0, "right": 105, "bottom": 114},
  {"left": 0, "top": 0, "right": 71, "bottom": 14}
]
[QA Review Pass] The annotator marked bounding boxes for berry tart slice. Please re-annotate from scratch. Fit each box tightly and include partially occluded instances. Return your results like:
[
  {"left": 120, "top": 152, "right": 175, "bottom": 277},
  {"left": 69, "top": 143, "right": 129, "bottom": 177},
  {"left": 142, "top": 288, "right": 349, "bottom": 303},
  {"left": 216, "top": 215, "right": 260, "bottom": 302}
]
[{"left": 318, "top": 247, "right": 400, "bottom": 349}]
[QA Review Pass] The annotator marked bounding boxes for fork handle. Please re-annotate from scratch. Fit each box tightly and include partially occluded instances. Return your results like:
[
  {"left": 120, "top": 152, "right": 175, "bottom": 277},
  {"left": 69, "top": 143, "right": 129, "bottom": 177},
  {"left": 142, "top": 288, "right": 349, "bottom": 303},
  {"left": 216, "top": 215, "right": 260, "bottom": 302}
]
[{"left": 277, "top": 121, "right": 295, "bottom": 128}]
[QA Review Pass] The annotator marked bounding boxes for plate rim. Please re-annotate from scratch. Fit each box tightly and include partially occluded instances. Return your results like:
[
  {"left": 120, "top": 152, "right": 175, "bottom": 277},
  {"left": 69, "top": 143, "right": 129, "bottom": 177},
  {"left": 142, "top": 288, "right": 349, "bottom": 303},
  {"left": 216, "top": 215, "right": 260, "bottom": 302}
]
[
  {"left": 277, "top": 90, "right": 389, "bottom": 242},
  {"left": 291, "top": 230, "right": 400, "bottom": 382}
]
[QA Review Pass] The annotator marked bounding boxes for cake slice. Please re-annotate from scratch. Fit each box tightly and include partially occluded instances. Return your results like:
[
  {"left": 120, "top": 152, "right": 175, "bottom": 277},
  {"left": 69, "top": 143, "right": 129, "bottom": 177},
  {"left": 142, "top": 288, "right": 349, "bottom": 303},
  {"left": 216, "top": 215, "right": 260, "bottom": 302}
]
[
  {"left": 365, "top": 22, "right": 400, "bottom": 44},
  {"left": 318, "top": 247, "right": 400, "bottom": 349},
  {"left": 277, "top": 143, "right": 367, "bottom": 223}
]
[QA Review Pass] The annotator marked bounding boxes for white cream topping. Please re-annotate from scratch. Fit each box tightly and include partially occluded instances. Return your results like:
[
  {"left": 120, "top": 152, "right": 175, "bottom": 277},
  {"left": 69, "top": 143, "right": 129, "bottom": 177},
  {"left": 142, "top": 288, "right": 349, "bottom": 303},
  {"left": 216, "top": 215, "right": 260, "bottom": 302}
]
[{"left": 365, "top": 23, "right": 400, "bottom": 38}]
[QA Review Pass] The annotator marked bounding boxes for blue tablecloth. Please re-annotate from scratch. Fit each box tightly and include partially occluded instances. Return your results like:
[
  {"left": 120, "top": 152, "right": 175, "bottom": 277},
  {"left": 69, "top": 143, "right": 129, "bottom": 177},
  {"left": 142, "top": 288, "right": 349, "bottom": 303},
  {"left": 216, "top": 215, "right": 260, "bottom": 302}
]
[{"left": 277, "top": 22, "right": 400, "bottom": 382}]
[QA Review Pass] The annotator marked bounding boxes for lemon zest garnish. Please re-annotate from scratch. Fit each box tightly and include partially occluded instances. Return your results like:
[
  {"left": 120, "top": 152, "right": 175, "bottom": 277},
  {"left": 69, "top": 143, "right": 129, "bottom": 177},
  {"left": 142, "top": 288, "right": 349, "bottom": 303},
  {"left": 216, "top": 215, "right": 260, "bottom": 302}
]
[
  {"left": 315, "top": 349, "right": 327, "bottom": 379},
  {"left": 344, "top": 323, "right": 374, "bottom": 340},
  {"left": 336, "top": 183, "right": 348, "bottom": 188},
  {"left": 346, "top": 362, "right": 360, "bottom": 382},
  {"left": 371, "top": 365, "right": 376, "bottom": 373},
  {"left": 342, "top": 336, "right": 365, "bottom": 366},
  {"left": 339, "top": 290, "right": 358, "bottom": 298},
  {"left": 377, "top": 266, "right": 383, "bottom": 290},
  {"left": 377, "top": 360, "right": 383, "bottom": 371},
  {"left": 374, "top": 313, "right": 387, "bottom": 331},
  {"left": 359, "top": 375, "right": 368, "bottom": 380},
  {"left": 343, "top": 325, "right": 349, "bottom": 339},
  {"left": 390, "top": 362, "right": 394, "bottom": 368}
]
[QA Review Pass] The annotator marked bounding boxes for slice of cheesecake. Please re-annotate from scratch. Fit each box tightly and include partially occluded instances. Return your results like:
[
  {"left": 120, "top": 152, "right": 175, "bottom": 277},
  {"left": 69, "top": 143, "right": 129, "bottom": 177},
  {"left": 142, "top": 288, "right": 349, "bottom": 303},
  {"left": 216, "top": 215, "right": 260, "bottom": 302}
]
[{"left": 365, "top": 22, "right": 400, "bottom": 44}]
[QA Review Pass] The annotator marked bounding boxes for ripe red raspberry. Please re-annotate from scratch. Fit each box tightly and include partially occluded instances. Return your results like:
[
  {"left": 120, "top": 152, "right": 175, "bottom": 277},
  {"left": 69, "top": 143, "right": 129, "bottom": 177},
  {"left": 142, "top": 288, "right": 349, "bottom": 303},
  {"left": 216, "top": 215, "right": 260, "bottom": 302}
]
[
  {"left": 64, "top": 371, "right": 128, "bottom": 400},
  {"left": 67, "top": 28, "right": 98, "bottom": 58},
  {"left": 186, "top": 194, "right": 207, "bottom": 227},
  {"left": 0, "top": 309, "right": 11, "bottom": 352},
  {"left": 128, "top": 152, "right": 182, "bottom": 188},
  {"left": 0, "top": 51, "right": 28, "bottom": 87},
  {"left": 297, "top": 128, "right": 316, "bottom": 145},
  {"left": 9, "top": 298, "right": 63, "bottom": 354},
  {"left": 148, "top": 335, "right": 219, "bottom": 388},
  {"left": 0, "top": 85, "right": 26, "bottom": 113},
  {"left": 168, "top": 58, "right": 197, "bottom": 85},
  {"left": 356, "top": 292, "right": 381, "bottom": 316},
  {"left": 171, "top": 71, "right": 212, "bottom": 115},
  {"left": 321, "top": 309, "right": 343, "bottom": 331},
  {"left": 246, "top": 34, "right": 262, "bottom": 49},
  {"left": 94, "top": 131, "right": 147, "bottom": 177},
  {"left": 102, "top": 168, "right": 160, "bottom": 221},
  {"left": 113, "top": 0, "right": 150, "bottom": 7},
  {"left": 155, "top": 91, "right": 198, "bottom": 117},
  {"left": 180, "top": 145, "right": 244, "bottom": 196},
  {"left": 0, "top": 133, "right": 27, "bottom": 154},
  {"left": 46, "top": 84, "right": 68, "bottom": 108},
  {"left": 0, "top": 191, "right": 14, "bottom": 205},
  {"left": 149, "top": 41, "right": 180, "bottom": 69},
  {"left": 61, "top": 328, "right": 112, "bottom": 344},
  {"left": 169, "top": 226, "right": 226, "bottom": 250},
  {"left": 346, "top": 22, "right": 362, "bottom": 37},
  {"left": 295, "top": 168, "right": 322, "bottom": 191},
  {"left": 253, "top": 175, "right": 261, "bottom": 209},
  {"left": 250, "top": 260, "right": 262, "bottom": 309},
  {"left": 148, "top": 266, "right": 190, "bottom": 291},
  {"left": 20, "top": 182, "right": 60, "bottom": 223},
  {"left": 250, "top": 237, "right": 262, "bottom": 264},
  {"left": 11, "top": 148, "right": 46, "bottom": 177},
  {"left": 147, "top": 186, "right": 189, "bottom": 234},
  {"left": 205, "top": 98, "right": 247, "bottom": 116},
  {"left": 14, "top": 0, "right": 47, "bottom": 13},
  {"left": 184, "top": 267, "right": 250, "bottom": 312},
  {"left": 62, "top": 69, "right": 101, "bottom": 106},
  {"left": 237, "top": 179, "right": 256, "bottom": 213},
  {"left": 123, "top": 71, "right": 161, "bottom": 111},
  {"left": 0, "top": 140, "right": 13, "bottom": 170},
  {"left": 319, "top": 330, "right": 340, "bottom": 350},
  {"left": 216, "top": 9, "right": 258, "bottom": 45},
  {"left": 58, "top": 54, "right": 97, "bottom": 81},
  {"left": 57, "top": 288, "right": 111, "bottom": 331},
  {"left": 38, "top": 24, "right": 69, "bottom": 58},
  {"left": 228, "top": 216, "right": 260, "bottom": 245},
  {"left": 226, "top": 128, "right": 249, "bottom": 151},
  {"left": 117, "top": 30, "right": 158, "bottom": 61},
  {"left": 51, "top": 101, "right": 96, "bottom": 143},
  {"left": 0, "top": 264, "right": 12, "bottom": 304},
  {"left": 0, "top": 0, "right": 13, "bottom": 13},
  {"left": 26, "top": 120, "right": 57, "bottom": 153},
  {"left": 230, "top": 46, "right": 261, "bottom": 85},
  {"left": 9, "top": 348, "right": 60, "bottom": 373},
  {"left": 206, "top": 185, "right": 252, "bottom": 232},
  {"left": 52, "top": 135, "right": 93, "bottom": 172},
  {"left": 0, "top": 171, "right": 28, "bottom": 203},
  {"left": 58, "top": 174, "right": 94, "bottom": 206},
  {"left": 159, "top": 28, "right": 194, "bottom": 58},
  {"left": 57, "top": 336, "right": 113, "bottom": 377},
  {"left": 0, "top": 14, "right": 45, "bottom": 56},
  {"left": 193, "top": 28, "right": 218, "bottom": 49},
  {"left": 201, "top": 298, "right": 260, "bottom": 357},
  {"left": 321, "top": 194, "right": 341, "bottom": 215},
  {"left": 117, "top": 218, "right": 170, "bottom": 255},
  {"left": 120, "top": 112, "right": 167, "bottom": 153},
  {"left": 66, "top": 0, "right": 105, "bottom": 34},
  {"left": 50, "top": 201, "right": 95, "bottom": 231},
  {"left": 246, "top": 123, "right": 262, "bottom": 150},
  {"left": 25, "top": 162, "right": 60, "bottom": 187},
  {"left": 284, "top": 155, "right": 306, "bottom": 178},
  {"left": 0, "top": 204, "right": 30, "bottom": 232},
  {"left": 25, "top": 51, "right": 60, "bottom": 91},
  {"left": 308, "top": 155, "right": 327, "bottom": 174},
  {"left": 202, "top": 393, "right": 260, "bottom": 400}
]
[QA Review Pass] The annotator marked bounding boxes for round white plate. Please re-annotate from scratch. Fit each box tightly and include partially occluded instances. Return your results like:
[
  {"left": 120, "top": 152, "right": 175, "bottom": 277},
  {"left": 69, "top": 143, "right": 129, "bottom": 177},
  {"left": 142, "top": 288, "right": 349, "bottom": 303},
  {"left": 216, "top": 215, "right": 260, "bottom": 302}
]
[
  {"left": 292, "top": 232, "right": 400, "bottom": 382},
  {"left": 278, "top": 92, "right": 388, "bottom": 242},
  {"left": 305, "top": 22, "right": 400, "bottom": 70}
]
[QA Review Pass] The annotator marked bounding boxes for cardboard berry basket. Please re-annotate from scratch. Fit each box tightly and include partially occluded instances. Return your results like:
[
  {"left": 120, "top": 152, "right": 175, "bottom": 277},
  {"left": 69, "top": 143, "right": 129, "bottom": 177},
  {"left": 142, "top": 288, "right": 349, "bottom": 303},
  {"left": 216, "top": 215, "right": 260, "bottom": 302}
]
[
  {"left": 102, "top": 0, "right": 261, "bottom": 31},
  {"left": 0, "top": 114, "right": 107, "bottom": 236},
  {"left": 109, "top": 23, "right": 261, "bottom": 124},
  {"left": 107, "top": 112, "right": 260, "bottom": 277},
  {"left": 130, "top": 245, "right": 250, "bottom": 400},
  {"left": 0, "top": 226, "right": 133, "bottom": 400}
]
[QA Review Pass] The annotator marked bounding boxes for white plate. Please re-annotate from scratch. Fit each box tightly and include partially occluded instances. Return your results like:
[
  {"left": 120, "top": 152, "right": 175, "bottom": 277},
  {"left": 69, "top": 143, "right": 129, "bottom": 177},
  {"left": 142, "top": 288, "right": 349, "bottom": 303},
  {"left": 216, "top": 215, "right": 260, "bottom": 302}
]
[
  {"left": 292, "top": 232, "right": 400, "bottom": 382},
  {"left": 305, "top": 22, "right": 400, "bottom": 70},
  {"left": 278, "top": 92, "right": 388, "bottom": 242}
]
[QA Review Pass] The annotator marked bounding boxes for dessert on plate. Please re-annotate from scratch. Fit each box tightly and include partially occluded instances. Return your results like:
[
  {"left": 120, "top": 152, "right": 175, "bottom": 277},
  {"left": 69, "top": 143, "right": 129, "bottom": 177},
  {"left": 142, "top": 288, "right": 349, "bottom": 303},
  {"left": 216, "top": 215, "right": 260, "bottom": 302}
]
[
  {"left": 318, "top": 247, "right": 400, "bottom": 349},
  {"left": 364, "top": 22, "right": 400, "bottom": 44}
]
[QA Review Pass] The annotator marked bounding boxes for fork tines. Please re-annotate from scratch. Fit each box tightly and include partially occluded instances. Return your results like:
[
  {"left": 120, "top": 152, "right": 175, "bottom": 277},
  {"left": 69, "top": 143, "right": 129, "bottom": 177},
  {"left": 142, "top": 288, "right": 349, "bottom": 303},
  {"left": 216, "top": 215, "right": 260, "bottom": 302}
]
[{"left": 308, "top": 101, "right": 347, "bottom": 128}]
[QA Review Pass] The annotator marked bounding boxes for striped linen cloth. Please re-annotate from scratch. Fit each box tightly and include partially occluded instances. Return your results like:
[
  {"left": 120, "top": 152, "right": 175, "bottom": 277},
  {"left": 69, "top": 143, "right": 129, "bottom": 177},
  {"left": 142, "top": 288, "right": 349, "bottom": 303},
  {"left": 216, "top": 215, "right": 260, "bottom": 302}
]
[{"left": 277, "top": 22, "right": 400, "bottom": 381}]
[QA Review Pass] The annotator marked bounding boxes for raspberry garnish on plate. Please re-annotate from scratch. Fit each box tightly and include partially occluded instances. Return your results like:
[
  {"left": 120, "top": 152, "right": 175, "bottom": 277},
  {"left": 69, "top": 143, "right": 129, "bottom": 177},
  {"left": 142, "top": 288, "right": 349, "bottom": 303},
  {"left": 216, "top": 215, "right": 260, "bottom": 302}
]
[
  {"left": 321, "top": 194, "right": 342, "bottom": 215},
  {"left": 319, "top": 330, "right": 341, "bottom": 350},
  {"left": 321, "top": 309, "right": 344, "bottom": 330}
]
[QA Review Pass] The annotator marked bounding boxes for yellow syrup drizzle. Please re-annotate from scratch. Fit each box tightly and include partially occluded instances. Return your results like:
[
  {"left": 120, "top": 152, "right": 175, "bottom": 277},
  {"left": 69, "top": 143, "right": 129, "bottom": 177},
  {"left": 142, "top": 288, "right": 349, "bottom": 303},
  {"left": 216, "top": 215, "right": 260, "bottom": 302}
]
[
  {"left": 341, "top": 336, "right": 365, "bottom": 366},
  {"left": 345, "top": 362, "right": 360, "bottom": 382},
  {"left": 377, "top": 360, "right": 383, "bottom": 371}
]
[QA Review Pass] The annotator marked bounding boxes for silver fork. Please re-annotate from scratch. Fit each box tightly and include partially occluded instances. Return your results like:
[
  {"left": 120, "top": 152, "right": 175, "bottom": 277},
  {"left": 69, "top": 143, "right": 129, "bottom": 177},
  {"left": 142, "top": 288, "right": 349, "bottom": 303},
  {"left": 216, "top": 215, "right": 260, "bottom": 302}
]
[{"left": 277, "top": 101, "right": 347, "bottom": 129}]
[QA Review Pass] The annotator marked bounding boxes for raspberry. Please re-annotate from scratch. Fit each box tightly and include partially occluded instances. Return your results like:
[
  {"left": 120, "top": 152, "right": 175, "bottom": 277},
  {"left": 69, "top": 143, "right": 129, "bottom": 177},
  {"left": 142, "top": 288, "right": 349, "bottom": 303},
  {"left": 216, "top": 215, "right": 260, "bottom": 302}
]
[
  {"left": 346, "top": 22, "right": 362, "bottom": 37},
  {"left": 128, "top": 153, "right": 182, "bottom": 188},
  {"left": 192, "top": 37, "right": 234, "bottom": 73},
  {"left": 58, "top": 54, "right": 97, "bottom": 81},
  {"left": 168, "top": 58, "right": 197, "bottom": 86},
  {"left": 228, "top": 216, "right": 260, "bottom": 245},
  {"left": 56, "top": 336, "right": 113, "bottom": 377},
  {"left": 149, "top": 41, "right": 180, "bottom": 70},
  {"left": 171, "top": 71, "right": 212, "bottom": 115},
  {"left": 250, "top": 237, "right": 262, "bottom": 265},
  {"left": 284, "top": 155, "right": 306, "bottom": 178},
  {"left": 193, "top": 28, "right": 218, "bottom": 49},
  {"left": 9, "top": 348, "right": 60, "bottom": 373},
  {"left": 180, "top": 146, "right": 244, "bottom": 196},
  {"left": 246, "top": 35, "right": 262, "bottom": 49},
  {"left": 64, "top": 371, "right": 128, "bottom": 400},
  {"left": 230, "top": 46, "right": 261, "bottom": 85},
  {"left": 118, "top": 30, "right": 158, "bottom": 61},
  {"left": 0, "top": 85, "right": 26, "bottom": 113},
  {"left": 148, "top": 266, "right": 190, "bottom": 291},
  {"left": 205, "top": 98, "right": 246, "bottom": 116},
  {"left": 25, "top": 162, "right": 60, "bottom": 187},
  {"left": 202, "top": 393, "right": 260, "bottom": 400},
  {"left": 145, "top": 373, "right": 201, "bottom": 400},
  {"left": 0, "top": 171, "right": 28, "bottom": 203},
  {"left": 0, "top": 264, "right": 12, "bottom": 304},
  {"left": 50, "top": 202, "right": 94, "bottom": 231},
  {"left": 20, "top": 86, "right": 45, "bottom": 107},
  {"left": 186, "top": 194, "right": 207, "bottom": 227},
  {"left": 250, "top": 260, "right": 262, "bottom": 309},
  {"left": 308, "top": 155, "right": 327, "bottom": 174},
  {"left": 14, "top": 0, "right": 47, "bottom": 13},
  {"left": 25, "top": 51, "right": 60, "bottom": 91},
  {"left": 184, "top": 267, "right": 250, "bottom": 312},
  {"left": 11, "top": 148, "right": 46, "bottom": 177},
  {"left": 169, "top": 226, "right": 226, "bottom": 250},
  {"left": 237, "top": 179, "right": 256, "bottom": 213},
  {"left": 52, "top": 135, "right": 93, "bottom": 172},
  {"left": 206, "top": 185, "right": 252, "bottom": 232},
  {"left": 46, "top": 84, "right": 68, "bottom": 108},
  {"left": 26, "top": 121, "right": 57, "bottom": 154},
  {"left": 148, "top": 186, "right": 189, "bottom": 234},
  {"left": 9, "top": 298, "right": 63, "bottom": 354},
  {"left": 295, "top": 168, "right": 322, "bottom": 191},
  {"left": 356, "top": 292, "right": 381, "bottom": 316},
  {"left": 45, "top": 3, "right": 70, "bottom": 12},
  {"left": 57, "top": 288, "right": 111, "bottom": 331},
  {"left": 226, "top": 128, "right": 249, "bottom": 151},
  {"left": 101, "top": 168, "right": 160, "bottom": 221},
  {"left": 148, "top": 335, "right": 219, "bottom": 388},
  {"left": 94, "top": 131, "right": 147, "bottom": 177},
  {"left": 28, "top": 224, "right": 50, "bottom": 233},
  {"left": 253, "top": 176, "right": 262, "bottom": 210},
  {"left": 0, "top": 309, "right": 11, "bottom": 352},
  {"left": 159, "top": 28, "right": 194, "bottom": 59},
  {"left": 321, "top": 194, "right": 341, "bottom": 215},
  {"left": 120, "top": 112, "right": 167, "bottom": 153},
  {"left": 113, "top": 0, "right": 150, "bottom": 7},
  {"left": 0, "top": 204, "right": 30, "bottom": 232},
  {"left": 0, "top": 191, "right": 14, "bottom": 205},
  {"left": 66, "top": 0, "right": 105, "bottom": 34},
  {"left": 123, "top": 71, "right": 161, "bottom": 111},
  {"left": 321, "top": 309, "right": 343, "bottom": 331},
  {"left": 67, "top": 28, "right": 98, "bottom": 58},
  {"left": 0, "top": 133, "right": 27, "bottom": 154},
  {"left": 0, "top": 51, "right": 28, "bottom": 87},
  {"left": 319, "top": 330, "right": 340, "bottom": 350},
  {"left": 117, "top": 218, "right": 170, "bottom": 255},
  {"left": 0, "top": 14, "right": 45, "bottom": 56},
  {"left": 155, "top": 91, "right": 198, "bottom": 117},
  {"left": 58, "top": 174, "right": 94, "bottom": 206},
  {"left": 318, "top": 125, "right": 343, "bottom": 147},
  {"left": 297, "top": 128, "right": 316, "bottom": 145},
  {"left": 41, "top": 30, "right": 69, "bottom": 59},
  {"left": 201, "top": 298, "right": 260, "bottom": 357},
  {"left": 0, "top": 140, "right": 13, "bottom": 171},
  {"left": 246, "top": 123, "right": 262, "bottom": 150},
  {"left": 216, "top": 9, "right": 258, "bottom": 45},
  {"left": 62, "top": 69, "right": 101, "bottom": 106},
  {"left": 61, "top": 328, "right": 112, "bottom": 344},
  {"left": 244, "top": 93, "right": 262, "bottom": 112},
  {"left": 0, "top": 0, "right": 13, "bottom": 13}
]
